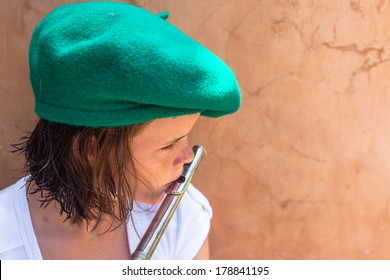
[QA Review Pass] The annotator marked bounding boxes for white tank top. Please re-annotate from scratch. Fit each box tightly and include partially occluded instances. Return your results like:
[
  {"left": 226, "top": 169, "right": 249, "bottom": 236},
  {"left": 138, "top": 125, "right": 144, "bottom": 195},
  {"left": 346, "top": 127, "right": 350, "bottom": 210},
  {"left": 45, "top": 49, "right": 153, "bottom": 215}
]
[{"left": 0, "top": 177, "right": 212, "bottom": 260}]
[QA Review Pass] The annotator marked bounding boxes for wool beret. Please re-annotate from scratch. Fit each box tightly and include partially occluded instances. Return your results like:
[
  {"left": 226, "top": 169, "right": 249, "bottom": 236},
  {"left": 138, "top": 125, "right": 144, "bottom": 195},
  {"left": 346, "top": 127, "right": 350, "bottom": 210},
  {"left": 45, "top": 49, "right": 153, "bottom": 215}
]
[{"left": 29, "top": 1, "right": 241, "bottom": 127}]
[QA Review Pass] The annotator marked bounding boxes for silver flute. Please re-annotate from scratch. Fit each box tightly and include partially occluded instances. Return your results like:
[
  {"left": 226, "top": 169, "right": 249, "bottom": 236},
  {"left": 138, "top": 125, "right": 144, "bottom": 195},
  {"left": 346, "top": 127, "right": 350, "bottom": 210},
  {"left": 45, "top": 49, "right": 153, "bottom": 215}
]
[{"left": 131, "top": 145, "right": 206, "bottom": 260}]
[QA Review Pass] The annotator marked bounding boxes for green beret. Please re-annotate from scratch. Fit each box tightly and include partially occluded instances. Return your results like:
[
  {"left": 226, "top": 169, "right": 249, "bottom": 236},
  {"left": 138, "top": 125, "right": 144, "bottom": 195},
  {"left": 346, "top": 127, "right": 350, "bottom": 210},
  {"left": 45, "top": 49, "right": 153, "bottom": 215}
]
[{"left": 29, "top": 2, "right": 241, "bottom": 127}]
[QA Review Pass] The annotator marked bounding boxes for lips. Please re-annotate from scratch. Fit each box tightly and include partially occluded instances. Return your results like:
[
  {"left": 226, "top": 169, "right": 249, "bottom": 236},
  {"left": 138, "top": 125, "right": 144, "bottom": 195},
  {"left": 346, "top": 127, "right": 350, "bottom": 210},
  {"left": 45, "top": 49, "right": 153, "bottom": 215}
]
[{"left": 163, "top": 175, "right": 183, "bottom": 192}]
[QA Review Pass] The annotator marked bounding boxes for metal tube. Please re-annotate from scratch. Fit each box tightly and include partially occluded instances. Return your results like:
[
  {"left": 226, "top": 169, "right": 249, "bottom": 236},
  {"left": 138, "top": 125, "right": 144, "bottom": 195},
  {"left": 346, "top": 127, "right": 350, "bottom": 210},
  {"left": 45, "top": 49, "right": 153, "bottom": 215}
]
[{"left": 131, "top": 145, "right": 206, "bottom": 260}]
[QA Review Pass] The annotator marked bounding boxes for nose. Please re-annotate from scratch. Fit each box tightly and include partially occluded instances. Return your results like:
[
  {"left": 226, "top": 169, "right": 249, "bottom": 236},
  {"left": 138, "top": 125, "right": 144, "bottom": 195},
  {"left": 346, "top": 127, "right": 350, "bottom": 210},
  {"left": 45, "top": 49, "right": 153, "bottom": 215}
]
[
  {"left": 183, "top": 146, "right": 195, "bottom": 165},
  {"left": 174, "top": 145, "right": 194, "bottom": 167}
]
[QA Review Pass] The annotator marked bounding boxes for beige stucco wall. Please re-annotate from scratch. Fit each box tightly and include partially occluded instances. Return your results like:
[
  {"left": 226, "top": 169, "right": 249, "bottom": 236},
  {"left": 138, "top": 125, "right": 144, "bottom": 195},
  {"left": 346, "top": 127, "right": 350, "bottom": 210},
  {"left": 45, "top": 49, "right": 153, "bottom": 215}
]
[{"left": 2, "top": 0, "right": 390, "bottom": 259}]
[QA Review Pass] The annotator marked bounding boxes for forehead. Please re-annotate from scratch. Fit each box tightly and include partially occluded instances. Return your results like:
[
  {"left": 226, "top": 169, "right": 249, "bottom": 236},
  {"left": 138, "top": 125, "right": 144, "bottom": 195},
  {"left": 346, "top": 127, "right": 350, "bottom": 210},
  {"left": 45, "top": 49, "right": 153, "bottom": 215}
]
[{"left": 132, "top": 114, "right": 200, "bottom": 146}]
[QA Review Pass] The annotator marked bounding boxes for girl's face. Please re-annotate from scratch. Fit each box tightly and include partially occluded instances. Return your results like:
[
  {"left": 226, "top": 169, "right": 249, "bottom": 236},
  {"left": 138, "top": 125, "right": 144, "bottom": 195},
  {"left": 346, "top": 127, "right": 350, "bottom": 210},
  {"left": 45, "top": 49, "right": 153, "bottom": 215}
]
[{"left": 130, "top": 113, "right": 200, "bottom": 203}]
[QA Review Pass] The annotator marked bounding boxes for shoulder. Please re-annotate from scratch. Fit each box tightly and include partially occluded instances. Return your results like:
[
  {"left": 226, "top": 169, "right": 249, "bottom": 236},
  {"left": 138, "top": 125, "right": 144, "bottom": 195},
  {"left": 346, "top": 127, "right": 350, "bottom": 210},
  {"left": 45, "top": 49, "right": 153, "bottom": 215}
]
[
  {"left": 0, "top": 178, "right": 28, "bottom": 259},
  {"left": 0, "top": 179, "right": 22, "bottom": 225}
]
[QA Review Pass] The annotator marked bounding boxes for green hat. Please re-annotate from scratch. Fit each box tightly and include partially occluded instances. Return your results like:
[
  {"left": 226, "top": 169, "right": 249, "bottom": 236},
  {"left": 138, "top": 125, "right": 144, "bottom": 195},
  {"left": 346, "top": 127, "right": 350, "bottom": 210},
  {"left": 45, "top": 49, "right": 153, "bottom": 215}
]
[{"left": 29, "top": 2, "right": 241, "bottom": 127}]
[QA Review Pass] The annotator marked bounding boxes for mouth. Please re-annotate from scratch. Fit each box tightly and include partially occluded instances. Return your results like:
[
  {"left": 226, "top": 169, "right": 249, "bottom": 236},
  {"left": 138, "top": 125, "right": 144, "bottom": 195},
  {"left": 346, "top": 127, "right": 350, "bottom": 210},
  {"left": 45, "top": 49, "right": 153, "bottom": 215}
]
[{"left": 163, "top": 176, "right": 184, "bottom": 192}]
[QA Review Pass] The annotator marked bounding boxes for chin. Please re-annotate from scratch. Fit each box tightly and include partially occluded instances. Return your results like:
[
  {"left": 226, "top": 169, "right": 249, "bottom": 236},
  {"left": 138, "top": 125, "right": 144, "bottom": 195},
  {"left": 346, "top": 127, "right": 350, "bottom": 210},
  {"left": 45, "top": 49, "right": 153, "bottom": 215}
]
[
  {"left": 135, "top": 179, "right": 178, "bottom": 204},
  {"left": 135, "top": 188, "right": 165, "bottom": 205}
]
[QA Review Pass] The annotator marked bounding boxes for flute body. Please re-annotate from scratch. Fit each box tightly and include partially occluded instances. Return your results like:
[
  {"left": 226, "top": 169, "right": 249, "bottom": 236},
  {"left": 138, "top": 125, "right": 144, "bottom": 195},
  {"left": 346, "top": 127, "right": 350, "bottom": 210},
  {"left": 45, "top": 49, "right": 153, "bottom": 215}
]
[{"left": 131, "top": 145, "right": 206, "bottom": 260}]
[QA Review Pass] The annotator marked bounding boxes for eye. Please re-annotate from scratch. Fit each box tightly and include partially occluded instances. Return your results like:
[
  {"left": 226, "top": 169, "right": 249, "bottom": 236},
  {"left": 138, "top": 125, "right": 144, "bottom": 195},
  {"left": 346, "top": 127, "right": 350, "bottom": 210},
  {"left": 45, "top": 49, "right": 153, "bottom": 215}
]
[{"left": 161, "top": 143, "right": 175, "bottom": 151}]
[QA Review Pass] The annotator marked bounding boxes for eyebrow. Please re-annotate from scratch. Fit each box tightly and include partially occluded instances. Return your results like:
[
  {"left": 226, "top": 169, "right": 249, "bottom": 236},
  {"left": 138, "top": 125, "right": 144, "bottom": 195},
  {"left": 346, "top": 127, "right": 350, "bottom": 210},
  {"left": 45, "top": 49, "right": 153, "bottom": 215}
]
[{"left": 163, "top": 134, "right": 188, "bottom": 146}]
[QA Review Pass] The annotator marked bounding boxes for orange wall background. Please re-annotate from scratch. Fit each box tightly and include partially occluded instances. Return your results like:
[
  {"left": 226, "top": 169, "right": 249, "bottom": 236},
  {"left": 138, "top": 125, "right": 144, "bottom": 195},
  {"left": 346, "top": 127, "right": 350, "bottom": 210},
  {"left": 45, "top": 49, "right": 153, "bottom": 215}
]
[{"left": 2, "top": 0, "right": 390, "bottom": 259}]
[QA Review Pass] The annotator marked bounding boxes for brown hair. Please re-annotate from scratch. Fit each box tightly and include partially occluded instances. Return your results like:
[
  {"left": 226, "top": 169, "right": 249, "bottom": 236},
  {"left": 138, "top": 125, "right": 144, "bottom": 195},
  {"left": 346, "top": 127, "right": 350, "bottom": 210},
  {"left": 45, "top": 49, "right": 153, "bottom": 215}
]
[{"left": 13, "top": 119, "right": 149, "bottom": 231}]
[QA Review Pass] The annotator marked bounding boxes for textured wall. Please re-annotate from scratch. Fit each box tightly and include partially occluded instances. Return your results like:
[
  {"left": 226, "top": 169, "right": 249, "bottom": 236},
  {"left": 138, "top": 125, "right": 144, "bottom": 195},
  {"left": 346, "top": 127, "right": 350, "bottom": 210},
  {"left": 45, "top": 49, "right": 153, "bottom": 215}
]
[{"left": 2, "top": 0, "right": 390, "bottom": 259}]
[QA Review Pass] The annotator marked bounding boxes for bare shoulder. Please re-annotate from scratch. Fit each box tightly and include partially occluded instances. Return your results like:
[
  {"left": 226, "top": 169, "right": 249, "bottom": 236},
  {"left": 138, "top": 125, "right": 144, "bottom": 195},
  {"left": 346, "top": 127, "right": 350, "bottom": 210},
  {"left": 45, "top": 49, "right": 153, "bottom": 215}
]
[{"left": 193, "top": 237, "right": 210, "bottom": 260}]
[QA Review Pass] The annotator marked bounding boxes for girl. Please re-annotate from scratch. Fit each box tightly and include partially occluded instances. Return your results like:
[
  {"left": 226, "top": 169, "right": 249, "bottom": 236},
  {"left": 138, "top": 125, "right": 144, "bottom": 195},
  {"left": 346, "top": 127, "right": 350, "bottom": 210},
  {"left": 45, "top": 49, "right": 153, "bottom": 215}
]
[{"left": 0, "top": 1, "right": 240, "bottom": 260}]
